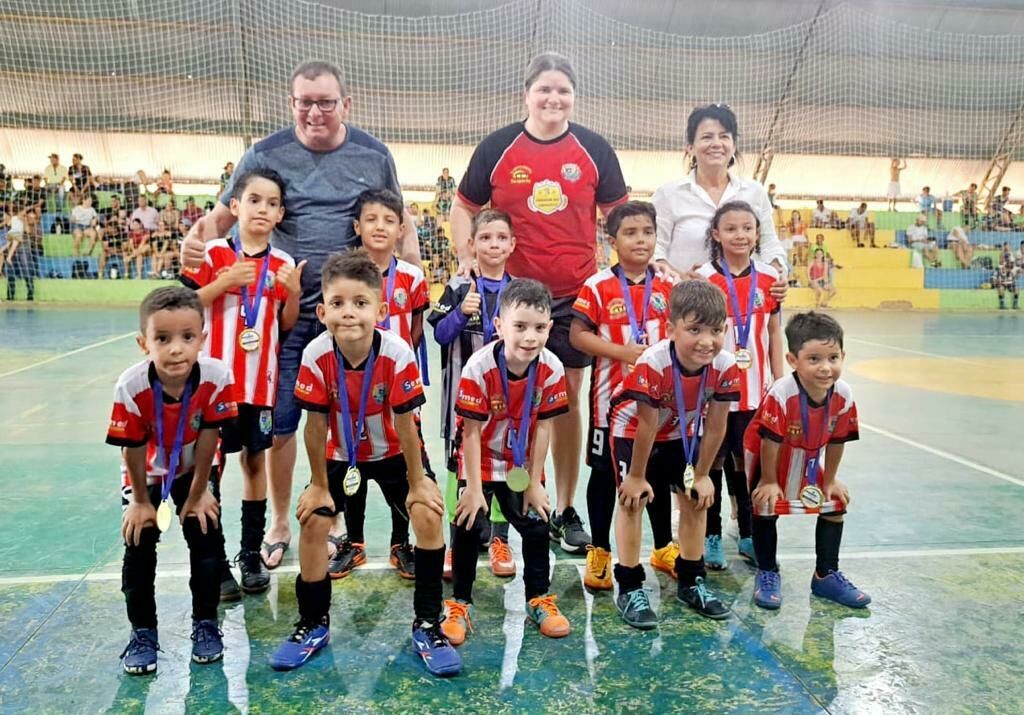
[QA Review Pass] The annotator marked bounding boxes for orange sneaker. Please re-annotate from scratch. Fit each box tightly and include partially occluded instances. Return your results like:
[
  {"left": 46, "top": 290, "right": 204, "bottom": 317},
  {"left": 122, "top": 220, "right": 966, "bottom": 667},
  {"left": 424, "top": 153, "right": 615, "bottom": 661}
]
[
  {"left": 650, "top": 542, "right": 680, "bottom": 579},
  {"left": 441, "top": 598, "right": 473, "bottom": 646},
  {"left": 443, "top": 546, "right": 453, "bottom": 582},
  {"left": 584, "top": 546, "right": 613, "bottom": 591},
  {"left": 526, "top": 594, "right": 571, "bottom": 638},
  {"left": 489, "top": 537, "right": 516, "bottom": 577}
]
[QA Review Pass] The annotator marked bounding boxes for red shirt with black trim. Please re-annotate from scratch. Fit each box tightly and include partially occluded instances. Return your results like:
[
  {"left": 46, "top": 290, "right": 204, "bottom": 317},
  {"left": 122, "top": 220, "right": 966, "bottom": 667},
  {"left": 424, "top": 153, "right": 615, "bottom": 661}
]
[
  {"left": 457, "top": 121, "right": 628, "bottom": 298},
  {"left": 379, "top": 257, "right": 429, "bottom": 349},
  {"left": 455, "top": 342, "right": 569, "bottom": 483},
  {"left": 107, "top": 358, "right": 238, "bottom": 487},
  {"left": 294, "top": 329, "right": 425, "bottom": 463}
]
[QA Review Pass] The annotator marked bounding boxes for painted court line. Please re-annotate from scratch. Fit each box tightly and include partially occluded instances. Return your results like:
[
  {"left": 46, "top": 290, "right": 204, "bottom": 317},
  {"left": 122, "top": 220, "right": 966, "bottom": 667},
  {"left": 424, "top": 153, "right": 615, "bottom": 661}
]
[
  {"left": 0, "top": 331, "right": 135, "bottom": 379},
  {"left": 846, "top": 337, "right": 988, "bottom": 366},
  {"left": 860, "top": 421, "right": 1024, "bottom": 488}
]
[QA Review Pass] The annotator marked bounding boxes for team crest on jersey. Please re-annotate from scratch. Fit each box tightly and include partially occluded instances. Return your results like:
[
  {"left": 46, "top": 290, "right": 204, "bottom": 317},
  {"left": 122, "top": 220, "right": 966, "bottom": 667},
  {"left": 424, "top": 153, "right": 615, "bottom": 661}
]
[
  {"left": 510, "top": 165, "right": 532, "bottom": 184},
  {"left": 372, "top": 383, "right": 387, "bottom": 404},
  {"left": 753, "top": 289, "right": 764, "bottom": 308},
  {"left": 607, "top": 298, "right": 627, "bottom": 319},
  {"left": 393, "top": 288, "right": 408, "bottom": 309},
  {"left": 561, "top": 163, "right": 581, "bottom": 182},
  {"left": 190, "top": 411, "right": 202, "bottom": 431},
  {"left": 532, "top": 391, "right": 543, "bottom": 408},
  {"left": 259, "top": 410, "right": 272, "bottom": 435},
  {"left": 651, "top": 293, "right": 667, "bottom": 313},
  {"left": 787, "top": 422, "right": 803, "bottom": 438},
  {"left": 490, "top": 396, "right": 506, "bottom": 414},
  {"left": 266, "top": 273, "right": 276, "bottom": 290},
  {"left": 527, "top": 180, "right": 568, "bottom": 215}
]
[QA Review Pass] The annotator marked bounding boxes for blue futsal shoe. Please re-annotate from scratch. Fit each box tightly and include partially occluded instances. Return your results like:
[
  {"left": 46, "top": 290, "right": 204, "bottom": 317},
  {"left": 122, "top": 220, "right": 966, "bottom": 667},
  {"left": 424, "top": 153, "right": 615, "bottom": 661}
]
[
  {"left": 412, "top": 619, "right": 462, "bottom": 677},
  {"left": 753, "top": 569, "right": 782, "bottom": 610},
  {"left": 704, "top": 535, "right": 727, "bottom": 570},
  {"left": 120, "top": 627, "right": 160, "bottom": 675},
  {"left": 811, "top": 569, "right": 872, "bottom": 609},
  {"left": 738, "top": 537, "right": 757, "bottom": 565},
  {"left": 269, "top": 617, "right": 330, "bottom": 671},
  {"left": 191, "top": 619, "right": 224, "bottom": 664}
]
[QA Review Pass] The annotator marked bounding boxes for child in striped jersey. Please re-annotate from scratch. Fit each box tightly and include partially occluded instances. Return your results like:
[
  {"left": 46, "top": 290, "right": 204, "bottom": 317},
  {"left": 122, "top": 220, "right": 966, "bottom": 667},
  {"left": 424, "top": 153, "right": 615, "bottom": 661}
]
[
  {"left": 180, "top": 168, "right": 303, "bottom": 594},
  {"left": 428, "top": 209, "right": 518, "bottom": 580},
  {"left": 569, "top": 201, "right": 676, "bottom": 591},
  {"left": 696, "top": 200, "right": 784, "bottom": 570}
]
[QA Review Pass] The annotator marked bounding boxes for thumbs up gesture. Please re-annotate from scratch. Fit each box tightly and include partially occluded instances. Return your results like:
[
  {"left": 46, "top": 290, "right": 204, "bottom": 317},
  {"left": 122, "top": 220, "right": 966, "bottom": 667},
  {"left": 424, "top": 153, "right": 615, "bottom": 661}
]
[
  {"left": 461, "top": 278, "right": 482, "bottom": 316},
  {"left": 277, "top": 259, "right": 307, "bottom": 297}
]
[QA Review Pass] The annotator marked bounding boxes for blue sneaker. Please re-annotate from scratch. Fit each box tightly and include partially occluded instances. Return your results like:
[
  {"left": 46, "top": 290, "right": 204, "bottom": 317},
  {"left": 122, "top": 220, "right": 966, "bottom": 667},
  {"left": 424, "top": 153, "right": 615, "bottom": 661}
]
[
  {"left": 411, "top": 620, "right": 462, "bottom": 677},
  {"left": 704, "top": 535, "right": 727, "bottom": 570},
  {"left": 753, "top": 569, "right": 782, "bottom": 609},
  {"left": 120, "top": 627, "right": 160, "bottom": 675},
  {"left": 191, "top": 619, "right": 224, "bottom": 664},
  {"left": 738, "top": 537, "right": 757, "bottom": 565},
  {"left": 811, "top": 569, "right": 872, "bottom": 608},
  {"left": 269, "top": 617, "right": 330, "bottom": 671}
]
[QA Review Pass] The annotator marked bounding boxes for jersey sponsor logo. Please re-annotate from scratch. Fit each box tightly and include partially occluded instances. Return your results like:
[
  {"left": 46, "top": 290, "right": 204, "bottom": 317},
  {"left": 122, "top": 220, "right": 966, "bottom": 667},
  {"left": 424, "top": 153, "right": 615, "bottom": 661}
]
[
  {"left": 372, "top": 383, "right": 387, "bottom": 404},
  {"left": 573, "top": 297, "right": 591, "bottom": 311},
  {"left": 510, "top": 165, "right": 532, "bottom": 184},
  {"left": 458, "top": 393, "right": 484, "bottom": 410},
  {"left": 402, "top": 379, "right": 415, "bottom": 393},
  {"left": 109, "top": 418, "right": 128, "bottom": 433},
  {"left": 607, "top": 298, "right": 627, "bottom": 319},
  {"left": 527, "top": 180, "right": 568, "bottom": 215},
  {"left": 787, "top": 422, "right": 803, "bottom": 438},
  {"left": 394, "top": 288, "right": 408, "bottom": 309},
  {"left": 296, "top": 379, "right": 314, "bottom": 396},
  {"left": 561, "top": 163, "right": 581, "bottom": 182},
  {"left": 259, "top": 410, "right": 273, "bottom": 435},
  {"left": 215, "top": 401, "right": 231, "bottom": 414},
  {"left": 651, "top": 293, "right": 667, "bottom": 313}
]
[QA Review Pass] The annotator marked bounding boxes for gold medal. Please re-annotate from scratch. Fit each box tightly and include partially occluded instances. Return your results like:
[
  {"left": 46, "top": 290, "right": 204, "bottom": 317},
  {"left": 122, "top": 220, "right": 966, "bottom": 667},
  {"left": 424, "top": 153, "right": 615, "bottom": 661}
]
[
  {"left": 238, "top": 328, "right": 261, "bottom": 352},
  {"left": 507, "top": 466, "right": 531, "bottom": 492},
  {"left": 343, "top": 466, "right": 362, "bottom": 497},
  {"left": 734, "top": 348, "right": 752, "bottom": 370},
  {"left": 156, "top": 499, "right": 173, "bottom": 532},
  {"left": 683, "top": 463, "right": 696, "bottom": 490},
  {"left": 799, "top": 484, "right": 824, "bottom": 509}
]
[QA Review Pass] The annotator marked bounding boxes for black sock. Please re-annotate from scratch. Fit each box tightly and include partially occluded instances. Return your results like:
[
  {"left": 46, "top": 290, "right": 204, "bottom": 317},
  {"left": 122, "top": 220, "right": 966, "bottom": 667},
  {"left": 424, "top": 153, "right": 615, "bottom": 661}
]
[
  {"left": 587, "top": 467, "right": 616, "bottom": 551},
  {"left": 613, "top": 563, "right": 645, "bottom": 592},
  {"left": 752, "top": 516, "right": 779, "bottom": 572},
  {"left": 452, "top": 519, "right": 480, "bottom": 603},
  {"left": 815, "top": 517, "right": 844, "bottom": 576},
  {"left": 646, "top": 476, "right": 673, "bottom": 550},
  {"left": 413, "top": 546, "right": 444, "bottom": 623},
  {"left": 295, "top": 575, "right": 331, "bottom": 624},
  {"left": 705, "top": 468, "right": 724, "bottom": 537},
  {"left": 240, "top": 499, "right": 267, "bottom": 552},
  {"left": 675, "top": 556, "right": 705, "bottom": 589},
  {"left": 724, "top": 460, "right": 752, "bottom": 539}
]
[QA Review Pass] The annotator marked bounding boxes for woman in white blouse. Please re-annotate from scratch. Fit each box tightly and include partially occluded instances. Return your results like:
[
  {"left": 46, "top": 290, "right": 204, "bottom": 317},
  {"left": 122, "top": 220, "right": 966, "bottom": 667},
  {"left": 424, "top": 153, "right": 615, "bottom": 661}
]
[{"left": 653, "top": 104, "right": 788, "bottom": 291}]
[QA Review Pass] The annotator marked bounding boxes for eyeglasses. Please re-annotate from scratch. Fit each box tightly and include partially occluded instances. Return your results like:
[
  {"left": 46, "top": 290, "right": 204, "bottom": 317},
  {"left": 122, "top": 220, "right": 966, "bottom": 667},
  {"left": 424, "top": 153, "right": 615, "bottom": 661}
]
[{"left": 290, "top": 97, "right": 340, "bottom": 112}]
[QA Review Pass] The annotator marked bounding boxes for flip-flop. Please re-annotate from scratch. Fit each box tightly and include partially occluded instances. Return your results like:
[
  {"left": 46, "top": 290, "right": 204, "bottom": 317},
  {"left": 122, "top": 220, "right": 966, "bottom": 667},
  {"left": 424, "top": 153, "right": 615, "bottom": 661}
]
[{"left": 260, "top": 540, "right": 289, "bottom": 570}]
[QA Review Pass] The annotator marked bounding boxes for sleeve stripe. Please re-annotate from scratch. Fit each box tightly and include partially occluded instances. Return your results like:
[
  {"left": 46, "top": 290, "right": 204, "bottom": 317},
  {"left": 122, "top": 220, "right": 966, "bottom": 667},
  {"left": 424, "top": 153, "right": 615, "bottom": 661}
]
[
  {"left": 455, "top": 406, "right": 489, "bottom": 421},
  {"left": 392, "top": 394, "right": 427, "bottom": 414}
]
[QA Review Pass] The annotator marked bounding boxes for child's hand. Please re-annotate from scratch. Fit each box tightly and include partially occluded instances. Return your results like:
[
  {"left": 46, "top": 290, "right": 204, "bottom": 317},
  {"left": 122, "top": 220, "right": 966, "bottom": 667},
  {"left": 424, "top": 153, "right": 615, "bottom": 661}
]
[
  {"left": 180, "top": 489, "right": 220, "bottom": 534},
  {"left": 751, "top": 482, "right": 784, "bottom": 514},
  {"left": 406, "top": 478, "right": 445, "bottom": 517},
  {"left": 523, "top": 481, "right": 550, "bottom": 522},
  {"left": 769, "top": 274, "right": 789, "bottom": 301},
  {"left": 122, "top": 501, "right": 157, "bottom": 546},
  {"left": 618, "top": 475, "right": 654, "bottom": 510},
  {"left": 224, "top": 259, "right": 257, "bottom": 288},
  {"left": 823, "top": 479, "right": 850, "bottom": 506},
  {"left": 276, "top": 259, "right": 307, "bottom": 296},
  {"left": 461, "top": 280, "right": 481, "bottom": 316},
  {"left": 454, "top": 485, "right": 488, "bottom": 529},
  {"left": 620, "top": 342, "right": 647, "bottom": 365},
  {"left": 688, "top": 475, "right": 715, "bottom": 510},
  {"left": 296, "top": 484, "right": 334, "bottom": 525}
]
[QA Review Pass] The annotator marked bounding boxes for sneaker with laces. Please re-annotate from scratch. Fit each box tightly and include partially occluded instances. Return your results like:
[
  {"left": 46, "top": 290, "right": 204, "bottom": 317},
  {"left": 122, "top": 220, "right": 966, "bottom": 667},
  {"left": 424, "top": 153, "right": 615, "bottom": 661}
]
[
  {"left": 120, "top": 627, "right": 160, "bottom": 675},
  {"left": 441, "top": 599, "right": 474, "bottom": 646},
  {"left": 236, "top": 549, "right": 270, "bottom": 593},
  {"left": 753, "top": 569, "right": 782, "bottom": 609},
  {"left": 327, "top": 540, "right": 366, "bottom": 579},
  {"left": 677, "top": 577, "right": 731, "bottom": 620},
  {"left": 649, "top": 543, "right": 680, "bottom": 578},
  {"left": 584, "top": 546, "right": 613, "bottom": 591},
  {"left": 549, "top": 507, "right": 591, "bottom": 554},
  {"left": 411, "top": 620, "right": 462, "bottom": 677},
  {"left": 220, "top": 561, "right": 242, "bottom": 602},
  {"left": 443, "top": 546, "right": 453, "bottom": 582},
  {"left": 390, "top": 543, "right": 416, "bottom": 580},
  {"left": 526, "top": 594, "right": 571, "bottom": 638},
  {"left": 489, "top": 537, "right": 516, "bottom": 577},
  {"left": 616, "top": 587, "right": 658, "bottom": 630},
  {"left": 811, "top": 569, "right": 871, "bottom": 608},
  {"left": 737, "top": 537, "right": 757, "bottom": 565},
  {"left": 269, "top": 616, "right": 330, "bottom": 671},
  {"left": 190, "top": 619, "right": 224, "bottom": 664},
  {"left": 704, "top": 535, "right": 727, "bottom": 570}
]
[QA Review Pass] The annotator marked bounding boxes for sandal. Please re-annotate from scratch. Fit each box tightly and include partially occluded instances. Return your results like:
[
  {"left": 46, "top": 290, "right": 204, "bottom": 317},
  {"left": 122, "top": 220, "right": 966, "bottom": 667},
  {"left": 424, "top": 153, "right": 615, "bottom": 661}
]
[{"left": 260, "top": 540, "right": 289, "bottom": 570}]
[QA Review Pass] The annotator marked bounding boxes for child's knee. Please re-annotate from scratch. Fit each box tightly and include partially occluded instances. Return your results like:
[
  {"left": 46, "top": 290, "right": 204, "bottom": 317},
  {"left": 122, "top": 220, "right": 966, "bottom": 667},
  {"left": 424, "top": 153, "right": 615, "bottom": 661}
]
[
  {"left": 124, "top": 526, "right": 161, "bottom": 555},
  {"left": 300, "top": 513, "right": 332, "bottom": 541},
  {"left": 181, "top": 519, "right": 220, "bottom": 556},
  {"left": 409, "top": 503, "right": 443, "bottom": 540}
]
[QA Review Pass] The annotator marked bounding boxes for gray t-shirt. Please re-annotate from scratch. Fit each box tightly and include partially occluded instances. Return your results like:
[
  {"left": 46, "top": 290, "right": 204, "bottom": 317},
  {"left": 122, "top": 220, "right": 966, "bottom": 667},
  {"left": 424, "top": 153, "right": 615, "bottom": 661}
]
[{"left": 222, "top": 124, "right": 402, "bottom": 315}]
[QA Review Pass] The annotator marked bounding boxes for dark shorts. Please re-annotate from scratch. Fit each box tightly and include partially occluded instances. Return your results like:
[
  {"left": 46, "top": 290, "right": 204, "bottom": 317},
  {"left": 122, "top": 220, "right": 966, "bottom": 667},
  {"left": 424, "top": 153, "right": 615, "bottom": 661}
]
[
  {"left": 274, "top": 315, "right": 326, "bottom": 436},
  {"left": 717, "top": 410, "right": 756, "bottom": 460},
  {"left": 311, "top": 455, "right": 409, "bottom": 518},
  {"left": 546, "top": 295, "right": 592, "bottom": 369},
  {"left": 586, "top": 425, "right": 612, "bottom": 471},
  {"left": 611, "top": 437, "right": 690, "bottom": 493},
  {"left": 220, "top": 403, "right": 274, "bottom": 455}
]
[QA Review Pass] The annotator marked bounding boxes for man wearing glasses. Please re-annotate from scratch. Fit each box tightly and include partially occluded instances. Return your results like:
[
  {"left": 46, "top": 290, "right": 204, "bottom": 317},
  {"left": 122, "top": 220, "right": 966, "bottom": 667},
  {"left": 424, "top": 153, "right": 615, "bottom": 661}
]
[{"left": 180, "top": 60, "right": 421, "bottom": 569}]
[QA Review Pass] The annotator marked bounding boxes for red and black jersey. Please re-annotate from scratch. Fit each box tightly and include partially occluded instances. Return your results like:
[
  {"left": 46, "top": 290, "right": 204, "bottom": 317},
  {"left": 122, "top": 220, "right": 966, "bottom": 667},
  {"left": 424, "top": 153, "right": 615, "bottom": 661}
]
[{"left": 457, "top": 121, "right": 628, "bottom": 298}]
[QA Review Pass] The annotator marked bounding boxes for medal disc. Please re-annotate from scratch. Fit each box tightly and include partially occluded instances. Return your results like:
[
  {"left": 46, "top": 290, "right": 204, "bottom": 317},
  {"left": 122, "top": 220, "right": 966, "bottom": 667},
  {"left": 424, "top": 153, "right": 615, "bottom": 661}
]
[
  {"left": 799, "top": 484, "right": 824, "bottom": 509},
  {"left": 683, "top": 464, "right": 696, "bottom": 490},
  {"left": 238, "top": 328, "right": 261, "bottom": 352},
  {"left": 156, "top": 500, "right": 173, "bottom": 532},
  {"left": 735, "top": 348, "right": 752, "bottom": 370},
  {"left": 507, "top": 466, "right": 531, "bottom": 492},
  {"left": 343, "top": 466, "right": 362, "bottom": 497}
]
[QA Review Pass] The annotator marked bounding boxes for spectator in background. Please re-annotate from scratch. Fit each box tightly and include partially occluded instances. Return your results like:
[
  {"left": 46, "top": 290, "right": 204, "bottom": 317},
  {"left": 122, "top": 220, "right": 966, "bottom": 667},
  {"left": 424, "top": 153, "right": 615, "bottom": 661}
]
[
  {"left": 4, "top": 201, "right": 34, "bottom": 300},
  {"left": 1017, "top": 239, "right": 1024, "bottom": 267},
  {"left": 434, "top": 188, "right": 452, "bottom": 222},
  {"left": 435, "top": 167, "right": 455, "bottom": 201},
  {"left": 122, "top": 170, "right": 146, "bottom": 208},
  {"left": 906, "top": 212, "right": 930, "bottom": 267},
  {"left": 70, "top": 194, "right": 100, "bottom": 257},
  {"left": 67, "top": 153, "right": 93, "bottom": 199},
  {"left": 130, "top": 195, "right": 159, "bottom": 232},
  {"left": 100, "top": 195, "right": 126, "bottom": 226},
  {"left": 991, "top": 185, "right": 1011, "bottom": 216},
  {"left": 150, "top": 219, "right": 174, "bottom": 278},
  {"left": 43, "top": 153, "right": 67, "bottom": 215},
  {"left": 787, "top": 209, "right": 810, "bottom": 284},
  {"left": 155, "top": 169, "right": 174, "bottom": 203},
  {"left": 811, "top": 199, "right": 833, "bottom": 228},
  {"left": 847, "top": 202, "right": 876, "bottom": 247},
  {"left": 887, "top": 157, "right": 907, "bottom": 211},
  {"left": 808, "top": 248, "right": 836, "bottom": 307},
  {"left": 180, "top": 196, "right": 203, "bottom": 228},
  {"left": 946, "top": 225, "right": 974, "bottom": 269},
  {"left": 995, "top": 243, "right": 1019, "bottom": 310},
  {"left": 958, "top": 183, "right": 978, "bottom": 228},
  {"left": 918, "top": 186, "right": 942, "bottom": 227},
  {"left": 218, "top": 162, "right": 233, "bottom": 198},
  {"left": 20, "top": 176, "right": 45, "bottom": 214},
  {"left": 160, "top": 199, "right": 180, "bottom": 237},
  {"left": 125, "top": 217, "right": 150, "bottom": 278},
  {"left": 99, "top": 217, "right": 125, "bottom": 279}
]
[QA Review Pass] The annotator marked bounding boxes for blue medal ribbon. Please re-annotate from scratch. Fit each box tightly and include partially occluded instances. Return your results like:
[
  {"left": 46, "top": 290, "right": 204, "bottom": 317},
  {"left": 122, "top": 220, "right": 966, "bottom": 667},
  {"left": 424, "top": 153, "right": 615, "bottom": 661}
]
[
  {"left": 334, "top": 343, "right": 377, "bottom": 466},
  {"left": 153, "top": 377, "right": 194, "bottom": 502},
  {"left": 377, "top": 256, "right": 397, "bottom": 329},
  {"left": 617, "top": 266, "right": 654, "bottom": 344},
  {"left": 476, "top": 274, "right": 509, "bottom": 344},
  {"left": 670, "top": 349, "right": 709, "bottom": 467},
  {"left": 798, "top": 385, "right": 835, "bottom": 487},
  {"left": 234, "top": 239, "right": 271, "bottom": 330},
  {"left": 497, "top": 347, "right": 538, "bottom": 469},
  {"left": 721, "top": 261, "right": 758, "bottom": 351}
]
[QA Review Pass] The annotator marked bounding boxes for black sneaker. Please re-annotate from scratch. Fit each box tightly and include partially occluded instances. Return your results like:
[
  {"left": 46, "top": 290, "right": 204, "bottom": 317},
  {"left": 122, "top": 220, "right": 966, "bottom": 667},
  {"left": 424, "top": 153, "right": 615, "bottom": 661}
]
[
  {"left": 220, "top": 561, "right": 242, "bottom": 603},
  {"left": 616, "top": 587, "right": 658, "bottom": 630},
  {"left": 236, "top": 549, "right": 270, "bottom": 594},
  {"left": 677, "top": 576, "right": 731, "bottom": 620},
  {"left": 327, "top": 540, "right": 366, "bottom": 579},
  {"left": 549, "top": 507, "right": 591, "bottom": 555},
  {"left": 389, "top": 543, "right": 416, "bottom": 580}
]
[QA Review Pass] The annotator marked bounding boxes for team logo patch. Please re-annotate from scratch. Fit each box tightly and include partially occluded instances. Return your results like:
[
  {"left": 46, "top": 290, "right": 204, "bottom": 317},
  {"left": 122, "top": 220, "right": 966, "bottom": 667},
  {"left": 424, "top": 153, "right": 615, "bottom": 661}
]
[
  {"left": 753, "top": 289, "right": 764, "bottom": 309},
  {"left": 787, "top": 423, "right": 803, "bottom": 438},
  {"left": 607, "top": 298, "right": 627, "bottom": 319},
  {"left": 651, "top": 293, "right": 667, "bottom": 313},
  {"left": 266, "top": 273, "right": 276, "bottom": 290},
  {"left": 490, "top": 396, "right": 506, "bottom": 414},
  {"left": 259, "top": 410, "right": 273, "bottom": 435},
  {"left": 532, "top": 391, "right": 543, "bottom": 408},
  {"left": 393, "top": 288, "right": 408, "bottom": 309},
  {"left": 561, "top": 163, "right": 581, "bottom": 182},
  {"left": 190, "top": 411, "right": 202, "bottom": 431},
  {"left": 372, "top": 383, "right": 387, "bottom": 404},
  {"left": 510, "top": 165, "right": 532, "bottom": 184},
  {"left": 527, "top": 180, "right": 568, "bottom": 216}
]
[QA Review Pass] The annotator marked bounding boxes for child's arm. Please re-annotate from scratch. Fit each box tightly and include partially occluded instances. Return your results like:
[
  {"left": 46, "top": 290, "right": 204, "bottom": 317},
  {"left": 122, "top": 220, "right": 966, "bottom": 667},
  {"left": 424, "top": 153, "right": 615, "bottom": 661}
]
[
  {"left": 121, "top": 445, "right": 156, "bottom": 546},
  {"left": 194, "top": 260, "right": 256, "bottom": 307},
  {"left": 276, "top": 259, "right": 306, "bottom": 332},
  {"left": 767, "top": 312, "right": 785, "bottom": 380},
  {"left": 433, "top": 307, "right": 469, "bottom": 345},
  {"left": 822, "top": 442, "right": 850, "bottom": 505},
  {"left": 178, "top": 427, "right": 221, "bottom": 534},
  {"left": 410, "top": 312, "right": 424, "bottom": 351},
  {"left": 396, "top": 410, "right": 444, "bottom": 517},
  {"left": 569, "top": 318, "right": 645, "bottom": 365},
  {"left": 295, "top": 411, "right": 333, "bottom": 524},
  {"left": 752, "top": 439, "right": 784, "bottom": 513},
  {"left": 619, "top": 402, "right": 657, "bottom": 509},
  {"left": 524, "top": 418, "right": 553, "bottom": 521},
  {"left": 692, "top": 400, "right": 728, "bottom": 510},
  {"left": 454, "top": 419, "right": 489, "bottom": 528}
]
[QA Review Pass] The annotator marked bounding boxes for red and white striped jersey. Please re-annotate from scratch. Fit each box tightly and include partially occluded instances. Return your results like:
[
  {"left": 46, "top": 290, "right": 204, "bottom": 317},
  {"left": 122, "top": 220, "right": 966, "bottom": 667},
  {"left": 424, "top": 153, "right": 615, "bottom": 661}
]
[
  {"left": 379, "top": 258, "right": 429, "bottom": 349},
  {"left": 609, "top": 340, "right": 741, "bottom": 442},
  {"left": 572, "top": 265, "right": 674, "bottom": 428},
  {"left": 455, "top": 342, "right": 569, "bottom": 483},
  {"left": 180, "top": 237, "right": 294, "bottom": 407},
  {"left": 107, "top": 358, "right": 238, "bottom": 487},
  {"left": 294, "top": 329, "right": 425, "bottom": 463},
  {"left": 697, "top": 260, "right": 780, "bottom": 411},
  {"left": 743, "top": 374, "right": 859, "bottom": 516}
]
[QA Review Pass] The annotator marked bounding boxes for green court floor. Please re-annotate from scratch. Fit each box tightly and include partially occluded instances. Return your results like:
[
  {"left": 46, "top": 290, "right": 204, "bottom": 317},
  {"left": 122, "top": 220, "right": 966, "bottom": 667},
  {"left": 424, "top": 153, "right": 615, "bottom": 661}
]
[{"left": 1, "top": 306, "right": 1022, "bottom": 713}]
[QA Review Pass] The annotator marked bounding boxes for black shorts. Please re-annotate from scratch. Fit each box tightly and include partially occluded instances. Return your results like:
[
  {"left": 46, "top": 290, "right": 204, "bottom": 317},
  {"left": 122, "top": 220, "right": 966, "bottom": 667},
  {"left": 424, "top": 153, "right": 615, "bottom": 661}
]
[
  {"left": 313, "top": 454, "right": 409, "bottom": 518},
  {"left": 611, "top": 437, "right": 689, "bottom": 493},
  {"left": 220, "top": 403, "right": 274, "bottom": 455},
  {"left": 586, "top": 425, "right": 612, "bottom": 472},
  {"left": 546, "top": 295, "right": 592, "bottom": 369},
  {"left": 717, "top": 410, "right": 756, "bottom": 460}
]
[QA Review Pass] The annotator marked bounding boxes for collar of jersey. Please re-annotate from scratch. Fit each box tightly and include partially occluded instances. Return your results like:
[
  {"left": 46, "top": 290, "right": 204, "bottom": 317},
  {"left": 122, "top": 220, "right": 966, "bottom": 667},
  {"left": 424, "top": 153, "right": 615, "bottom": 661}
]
[
  {"left": 335, "top": 330, "right": 382, "bottom": 370},
  {"left": 147, "top": 361, "right": 201, "bottom": 402},
  {"left": 491, "top": 340, "right": 538, "bottom": 381},
  {"left": 228, "top": 236, "right": 270, "bottom": 258}
]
